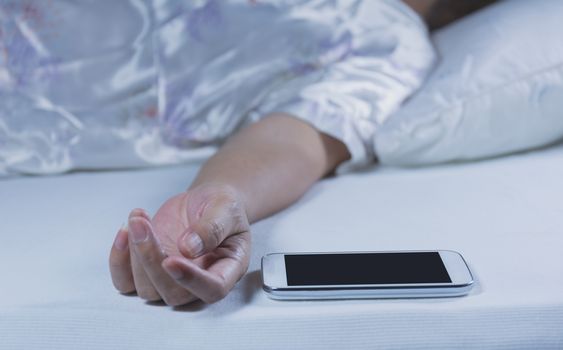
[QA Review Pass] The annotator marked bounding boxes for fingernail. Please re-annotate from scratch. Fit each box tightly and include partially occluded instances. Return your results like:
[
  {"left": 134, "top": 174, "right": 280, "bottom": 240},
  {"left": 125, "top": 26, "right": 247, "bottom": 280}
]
[
  {"left": 165, "top": 265, "right": 184, "bottom": 280},
  {"left": 114, "top": 231, "right": 128, "bottom": 251},
  {"left": 129, "top": 219, "right": 149, "bottom": 243},
  {"left": 183, "top": 232, "right": 204, "bottom": 257}
]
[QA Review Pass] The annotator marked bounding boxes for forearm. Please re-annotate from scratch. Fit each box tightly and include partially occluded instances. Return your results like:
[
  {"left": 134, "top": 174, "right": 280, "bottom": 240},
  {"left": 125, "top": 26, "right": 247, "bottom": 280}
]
[{"left": 189, "top": 113, "right": 350, "bottom": 223}]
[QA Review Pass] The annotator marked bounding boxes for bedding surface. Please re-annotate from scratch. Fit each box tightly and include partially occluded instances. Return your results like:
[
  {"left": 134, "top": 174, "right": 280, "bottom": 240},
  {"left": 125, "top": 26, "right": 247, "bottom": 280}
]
[{"left": 1, "top": 143, "right": 563, "bottom": 349}]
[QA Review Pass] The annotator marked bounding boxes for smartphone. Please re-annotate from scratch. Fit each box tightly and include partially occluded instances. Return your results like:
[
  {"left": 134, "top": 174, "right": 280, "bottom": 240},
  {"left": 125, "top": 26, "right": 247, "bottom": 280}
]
[{"left": 261, "top": 250, "right": 474, "bottom": 300}]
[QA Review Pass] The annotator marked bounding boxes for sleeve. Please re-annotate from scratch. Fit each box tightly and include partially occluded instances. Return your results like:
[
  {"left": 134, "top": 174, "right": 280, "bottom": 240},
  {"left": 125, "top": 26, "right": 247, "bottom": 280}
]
[{"left": 252, "top": 0, "right": 437, "bottom": 174}]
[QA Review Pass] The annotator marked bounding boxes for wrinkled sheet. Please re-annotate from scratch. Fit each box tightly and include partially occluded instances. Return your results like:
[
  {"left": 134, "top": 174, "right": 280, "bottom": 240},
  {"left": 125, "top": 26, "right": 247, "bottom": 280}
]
[
  {"left": 0, "top": 0, "right": 433, "bottom": 176},
  {"left": 1, "top": 143, "right": 563, "bottom": 349}
]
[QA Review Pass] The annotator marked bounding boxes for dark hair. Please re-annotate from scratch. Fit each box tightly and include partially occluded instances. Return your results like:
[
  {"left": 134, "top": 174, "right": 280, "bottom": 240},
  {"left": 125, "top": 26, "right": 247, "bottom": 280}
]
[{"left": 425, "top": 0, "right": 498, "bottom": 31}]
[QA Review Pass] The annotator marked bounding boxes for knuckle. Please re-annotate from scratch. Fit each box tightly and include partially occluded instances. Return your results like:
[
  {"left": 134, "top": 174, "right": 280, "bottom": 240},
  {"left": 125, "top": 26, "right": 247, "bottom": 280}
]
[
  {"left": 207, "top": 220, "right": 225, "bottom": 246},
  {"left": 221, "top": 232, "right": 251, "bottom": 264},
  {"left": 232, "top": 235, "right": 250, "bottom": 260}
]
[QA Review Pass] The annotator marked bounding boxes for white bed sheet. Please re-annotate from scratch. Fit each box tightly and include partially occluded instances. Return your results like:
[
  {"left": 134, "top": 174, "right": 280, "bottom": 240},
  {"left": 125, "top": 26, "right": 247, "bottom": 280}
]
[{"left": 1, "top": 143, "right": 563, "bottom": 349}]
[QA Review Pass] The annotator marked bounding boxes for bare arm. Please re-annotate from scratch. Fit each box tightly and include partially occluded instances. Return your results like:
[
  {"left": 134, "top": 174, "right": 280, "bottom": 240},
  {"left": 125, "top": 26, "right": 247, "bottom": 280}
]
[
  {"left": 109, "top": 113, "right": 351, "bottom": 305},
  {"left": 403, "top": 0, "right": 498, "bottom": 31},
  {"left": 190, "top": 112, "right": 351, "bottom": 223}
]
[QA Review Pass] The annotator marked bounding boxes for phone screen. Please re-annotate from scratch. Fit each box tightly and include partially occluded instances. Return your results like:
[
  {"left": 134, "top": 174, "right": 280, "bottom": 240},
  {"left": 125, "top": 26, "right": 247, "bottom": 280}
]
[{"left": 284, "top": 252, "right": 452, "bottom": 286}]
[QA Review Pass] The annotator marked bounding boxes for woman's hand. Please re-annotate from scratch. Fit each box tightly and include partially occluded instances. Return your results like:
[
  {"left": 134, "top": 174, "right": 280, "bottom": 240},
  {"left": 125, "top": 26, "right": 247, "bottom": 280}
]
[
  {"left": 109, "top": 183, "right": 251, "bottom": 306},
  {"left": 109, "top": 113, "right": 350, "bottom": 307}
]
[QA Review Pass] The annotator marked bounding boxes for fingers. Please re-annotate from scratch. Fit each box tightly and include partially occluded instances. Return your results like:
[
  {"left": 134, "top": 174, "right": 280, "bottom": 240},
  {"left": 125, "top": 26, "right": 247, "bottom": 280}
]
[
  {"left": 128, "top": 211, "right": 196, "bottom": 306},
  {"left": 109, "top": 226, "right": 135, "bottom": 293},
  {"left": 113, "top": 197, "right": 250, "bottom": 306},
  {"left": 162, "top": 257, "right": 232, "bottom": 304},
  {"left": 180, "top": 189, "right": 249, "bottom": 259},
  {"left": 130, "top": 240, "right": 161, "bottom": 301},
  {"left": 163, "top": 233, "right": 250, "bottom": 304},
  {"left": 128, "top": 209, "right": 161, "bottom": 301}
]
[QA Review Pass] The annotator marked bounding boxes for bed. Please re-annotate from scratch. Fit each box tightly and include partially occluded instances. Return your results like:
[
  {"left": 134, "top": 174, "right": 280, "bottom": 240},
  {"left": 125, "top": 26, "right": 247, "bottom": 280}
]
[
  {"left": 1, "top": 141, "right": 562, "bottom": 349},
  {"left": 2, "top": 0, "right": 563, "bottom": 347}
]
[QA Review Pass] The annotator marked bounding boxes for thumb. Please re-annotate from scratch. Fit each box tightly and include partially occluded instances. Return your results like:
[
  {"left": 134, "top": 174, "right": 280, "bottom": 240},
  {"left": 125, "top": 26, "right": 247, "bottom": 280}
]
[{"left": 179, "top": 189, "right": 248, "bottom": 258}]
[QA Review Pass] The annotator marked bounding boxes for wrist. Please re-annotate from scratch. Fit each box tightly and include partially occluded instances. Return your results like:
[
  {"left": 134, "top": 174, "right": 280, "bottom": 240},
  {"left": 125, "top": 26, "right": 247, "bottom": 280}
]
[{"left": 187, "top": 181, "right": 252, "bottom": 223}]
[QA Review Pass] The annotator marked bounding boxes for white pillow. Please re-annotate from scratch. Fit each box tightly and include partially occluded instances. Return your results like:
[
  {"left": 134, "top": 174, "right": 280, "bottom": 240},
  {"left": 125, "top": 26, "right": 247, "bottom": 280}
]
[{"left": 374, "top": 0, "right": 563, "bottom": 166}]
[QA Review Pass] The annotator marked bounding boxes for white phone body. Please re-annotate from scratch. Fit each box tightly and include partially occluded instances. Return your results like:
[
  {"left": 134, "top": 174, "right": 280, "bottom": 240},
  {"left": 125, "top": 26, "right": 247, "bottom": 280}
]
[{"left": 261, "top": 250, "right": 474, "bottom": 300}]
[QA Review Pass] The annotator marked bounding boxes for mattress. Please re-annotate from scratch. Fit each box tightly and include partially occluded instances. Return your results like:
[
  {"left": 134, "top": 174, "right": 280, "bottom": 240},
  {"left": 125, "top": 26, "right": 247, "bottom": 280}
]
[{"left": 1, "top": 143, "right": 563, "bottom": 349}]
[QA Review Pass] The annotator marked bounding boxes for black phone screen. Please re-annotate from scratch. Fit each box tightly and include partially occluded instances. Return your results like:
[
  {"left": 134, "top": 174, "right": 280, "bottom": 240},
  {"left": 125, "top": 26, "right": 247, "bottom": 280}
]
[{"left": 284, "top": 252, "right": 451, "bottom": 286}]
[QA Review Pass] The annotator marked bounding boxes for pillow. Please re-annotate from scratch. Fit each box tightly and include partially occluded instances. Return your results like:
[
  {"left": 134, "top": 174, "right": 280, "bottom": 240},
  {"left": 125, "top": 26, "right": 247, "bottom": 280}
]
[{"left": 374, "top": 0, "right": 563, "bottom": 166}]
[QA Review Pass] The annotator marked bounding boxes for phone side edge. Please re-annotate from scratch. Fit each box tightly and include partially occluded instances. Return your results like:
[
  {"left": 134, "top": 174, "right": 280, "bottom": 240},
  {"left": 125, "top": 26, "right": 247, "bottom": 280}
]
[
  {"left": 440, "top": 250, "right": 474, "bottom": 286},
  {"left": 261, "top": 253, "right": 288, "bottom": 292}
]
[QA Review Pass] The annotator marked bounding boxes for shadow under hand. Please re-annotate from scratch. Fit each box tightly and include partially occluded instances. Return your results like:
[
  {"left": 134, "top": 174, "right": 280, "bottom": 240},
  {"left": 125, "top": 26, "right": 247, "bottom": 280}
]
[
  {"left": 172, "top": 299, "right": 207, "bottom": 312},
  {"left": 241, "top": 270, "right": 263, "bottom": 304},
  {"left": 170, "top": 269, "right": 263, "bottom": 314}
]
